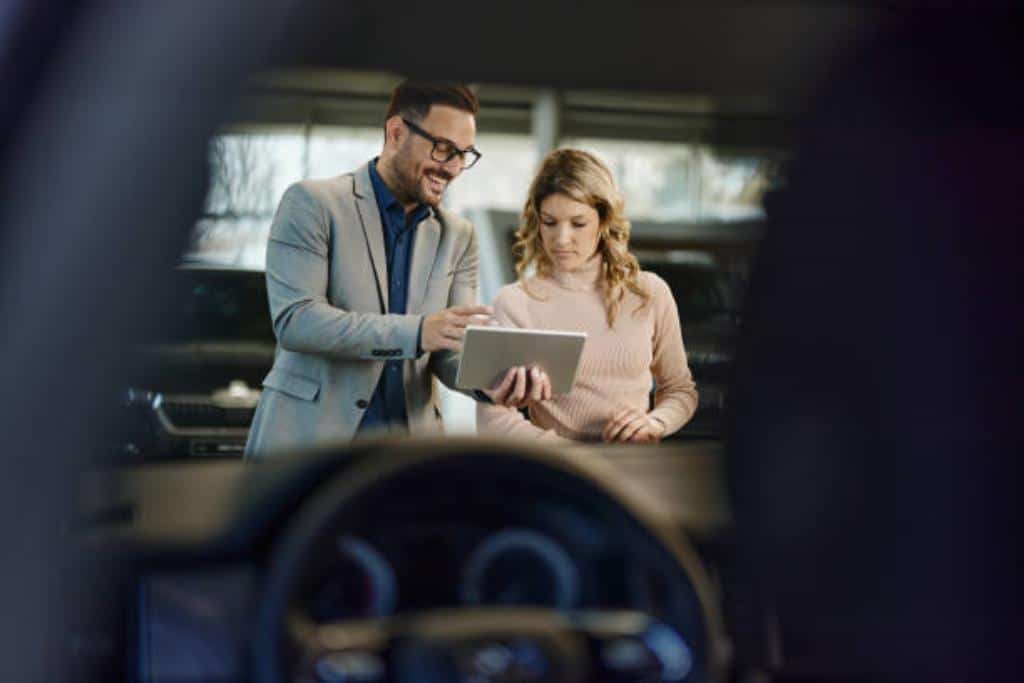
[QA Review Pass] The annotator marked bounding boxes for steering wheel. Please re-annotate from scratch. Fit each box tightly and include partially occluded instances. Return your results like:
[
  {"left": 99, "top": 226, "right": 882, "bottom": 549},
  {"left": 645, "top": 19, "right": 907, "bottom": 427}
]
[{"left": 251, "top": 438, "right": 725, "bottom": 682}]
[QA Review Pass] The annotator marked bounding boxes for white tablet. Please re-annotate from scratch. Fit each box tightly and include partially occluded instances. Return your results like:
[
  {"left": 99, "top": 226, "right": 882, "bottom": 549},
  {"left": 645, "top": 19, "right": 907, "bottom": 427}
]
[{"left": 455, "top": 325, "right": 587, "bottom": 394}]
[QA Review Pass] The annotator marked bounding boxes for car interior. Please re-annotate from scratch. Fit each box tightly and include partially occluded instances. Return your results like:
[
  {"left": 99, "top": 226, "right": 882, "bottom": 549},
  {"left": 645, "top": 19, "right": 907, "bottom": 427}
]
[{"left": 0, "top": 3, "right": 1017, "bottom": 682}]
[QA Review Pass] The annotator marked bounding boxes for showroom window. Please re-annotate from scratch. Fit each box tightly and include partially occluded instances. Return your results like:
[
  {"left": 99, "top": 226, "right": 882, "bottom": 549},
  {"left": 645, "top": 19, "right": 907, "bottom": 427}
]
[
  {"left": 188, "top": 128, "right": 305, "bottom": 269},
  {"left": 562, "top": 137, "right": 776, "bottom": 223},
  {"left": 441, "top": 133, "right": 537, "bottom": 213},
  {"left": 187, "top": 128, "right": 536, "bottom": 270}
]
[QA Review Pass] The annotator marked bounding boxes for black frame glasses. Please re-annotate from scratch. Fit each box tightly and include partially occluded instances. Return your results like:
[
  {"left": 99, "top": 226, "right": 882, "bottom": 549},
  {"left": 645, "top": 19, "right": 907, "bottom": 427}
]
[{"left": 402, "top": 118, "right": 482, "bottom": 170}]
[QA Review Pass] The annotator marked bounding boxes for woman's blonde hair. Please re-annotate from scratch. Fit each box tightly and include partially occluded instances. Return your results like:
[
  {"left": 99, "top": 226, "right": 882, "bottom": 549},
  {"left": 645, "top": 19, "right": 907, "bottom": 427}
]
[{"left": 513, "top": 148, "right": 649, "bottom": 326}]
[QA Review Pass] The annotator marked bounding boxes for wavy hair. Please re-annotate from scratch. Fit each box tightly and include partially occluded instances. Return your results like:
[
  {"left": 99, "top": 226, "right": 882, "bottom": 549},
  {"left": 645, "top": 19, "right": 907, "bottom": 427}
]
[{"left": 513, "top": 148, "right": 650, "bottom": 327}]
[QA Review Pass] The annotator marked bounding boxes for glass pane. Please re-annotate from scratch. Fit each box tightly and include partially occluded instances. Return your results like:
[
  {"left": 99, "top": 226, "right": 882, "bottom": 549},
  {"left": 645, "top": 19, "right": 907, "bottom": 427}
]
[
  {"left": 441, "top": 134, "right": 537, "bottom": 213},
  {"left": 307, "top": 126, "right": 383, "bottom": 180},
  {"left": 561, "top": 138, "right": 699, "bottom": 222},
  {"left": 696, "top": 150, "right": 775, "bottom": 221},
  {"left": 203, "top": 132, "right": 304, "bottom": 217},
  {"left": 188, "top": 131, "right": 305, "bottom": 269},
  {"left": 561, "top": 138, "right": 778, "bottom": 223}
]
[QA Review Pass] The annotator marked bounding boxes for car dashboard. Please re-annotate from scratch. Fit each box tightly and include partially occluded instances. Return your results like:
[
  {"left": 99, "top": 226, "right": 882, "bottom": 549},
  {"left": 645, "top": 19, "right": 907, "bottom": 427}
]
[{"left": 78, "top": 440, "right": 742, "bottom": 682}]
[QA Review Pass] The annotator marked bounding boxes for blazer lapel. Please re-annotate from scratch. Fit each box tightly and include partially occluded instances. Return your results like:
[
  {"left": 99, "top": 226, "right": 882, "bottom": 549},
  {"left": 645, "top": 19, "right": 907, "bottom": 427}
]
[
  {"left": 352, "top": 163, "right": 388, "bottom": 312},
  {"left": 408, "top": 213, "right": 441, "bottom": 314}
]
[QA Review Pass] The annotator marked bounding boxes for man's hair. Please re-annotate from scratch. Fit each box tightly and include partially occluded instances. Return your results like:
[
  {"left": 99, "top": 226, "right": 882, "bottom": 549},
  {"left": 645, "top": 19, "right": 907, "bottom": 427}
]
[{"left": 384, "top": 81, "right": 479, "bottom": 124}]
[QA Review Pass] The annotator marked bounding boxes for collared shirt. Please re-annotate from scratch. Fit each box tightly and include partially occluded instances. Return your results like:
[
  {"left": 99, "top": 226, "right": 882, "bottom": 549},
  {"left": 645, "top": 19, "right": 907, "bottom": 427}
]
[{"left": 358, "top": 159, "right": 430, "bottom": 433}]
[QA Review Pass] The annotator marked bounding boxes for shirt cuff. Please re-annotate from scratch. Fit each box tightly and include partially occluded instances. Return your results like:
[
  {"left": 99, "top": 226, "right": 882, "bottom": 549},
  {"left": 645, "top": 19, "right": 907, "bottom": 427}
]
[{"left": 416, "top": 316, "right": 425, "bottom": 358}]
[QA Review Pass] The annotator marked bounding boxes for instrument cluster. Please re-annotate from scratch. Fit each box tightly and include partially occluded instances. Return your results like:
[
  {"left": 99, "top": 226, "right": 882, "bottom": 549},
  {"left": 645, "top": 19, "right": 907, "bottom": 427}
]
[{"left": 301, "top": 524, "right": 591, "bottom": 623}]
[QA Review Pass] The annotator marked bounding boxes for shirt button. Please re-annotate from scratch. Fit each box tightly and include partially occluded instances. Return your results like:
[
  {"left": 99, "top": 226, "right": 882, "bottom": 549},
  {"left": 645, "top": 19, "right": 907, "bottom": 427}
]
[{"left": 356, "top": 399, "right": 368, "bottom": 409}]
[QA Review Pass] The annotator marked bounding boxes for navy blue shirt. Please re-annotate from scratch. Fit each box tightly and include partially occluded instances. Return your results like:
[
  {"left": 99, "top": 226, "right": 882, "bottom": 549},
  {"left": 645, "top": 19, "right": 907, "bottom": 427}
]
[{"left": 358, "top": 159, "right": 430, "bottom": 432}]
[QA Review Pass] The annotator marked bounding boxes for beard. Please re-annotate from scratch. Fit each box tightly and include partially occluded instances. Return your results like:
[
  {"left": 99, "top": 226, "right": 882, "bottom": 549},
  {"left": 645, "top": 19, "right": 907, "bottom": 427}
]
[{"left": 391, "top": 145, "right": 453, "bottom": 208}]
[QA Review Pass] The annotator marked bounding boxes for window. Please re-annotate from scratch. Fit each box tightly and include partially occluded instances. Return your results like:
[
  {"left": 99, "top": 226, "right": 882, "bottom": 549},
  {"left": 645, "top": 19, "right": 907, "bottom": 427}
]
[
  {"left": 562, "top": 137, "right": 776, "bottom": 223},
  {"left": 187, "top": 129, "right": 537, "bottom": 271},
  {"left": 441, "top": 134, "right": 537, "bottom": 213},
  {"left": 188, "top": 129, "right": 305, "bottom": 268},
  {"left": 307, "top": 126, "right": 384, "bottom": 181}
]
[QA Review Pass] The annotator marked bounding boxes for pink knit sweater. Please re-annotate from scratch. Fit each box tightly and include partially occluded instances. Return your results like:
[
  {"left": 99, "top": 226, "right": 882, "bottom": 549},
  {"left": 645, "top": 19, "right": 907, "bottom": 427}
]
[{"left": 476, "top": 263, "right": 698, "bottom": 442}]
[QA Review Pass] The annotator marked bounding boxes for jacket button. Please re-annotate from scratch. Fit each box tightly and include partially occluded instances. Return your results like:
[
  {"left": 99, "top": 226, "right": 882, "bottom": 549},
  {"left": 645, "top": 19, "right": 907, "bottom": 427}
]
[{"left": 356, "top": 399, "right": 368, "bottom": 409}]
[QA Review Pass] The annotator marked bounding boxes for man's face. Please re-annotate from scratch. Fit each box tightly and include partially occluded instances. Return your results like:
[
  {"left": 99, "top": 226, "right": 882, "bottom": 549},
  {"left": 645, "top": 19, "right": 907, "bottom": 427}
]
[{"left": 390, "top": 105, "right": 477, "bottom": 207}]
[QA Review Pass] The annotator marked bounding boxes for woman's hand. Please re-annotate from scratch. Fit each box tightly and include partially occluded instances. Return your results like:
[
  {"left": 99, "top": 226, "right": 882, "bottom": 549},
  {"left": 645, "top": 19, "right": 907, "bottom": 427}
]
[
  {"left": 602, "top": 408, "right": 666, "bottom": 443},
  {"left": 483, "top": 366, "right": 552, "bottom": 408}
]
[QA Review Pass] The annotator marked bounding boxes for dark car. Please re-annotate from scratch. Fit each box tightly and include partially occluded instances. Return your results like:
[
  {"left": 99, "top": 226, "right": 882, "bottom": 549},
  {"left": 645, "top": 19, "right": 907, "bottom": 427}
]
[
  {"left": 112, "top": 266, "right": 274, "bottom": 459},
  {"left": 638, "top": 256, "right": 745, "bottom": 439}
]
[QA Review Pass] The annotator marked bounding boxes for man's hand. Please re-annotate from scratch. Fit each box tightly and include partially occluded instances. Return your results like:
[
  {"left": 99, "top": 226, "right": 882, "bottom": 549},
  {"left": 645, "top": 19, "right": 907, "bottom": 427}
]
[
  {"left": 421, "top": 305, "right": 495, "bottom": 353},
  {"left": 483, "top": 366, "right": 552, "bottom": 408},
  {"left": 602, "top": 408, "right": 666, "bottom": 443}
]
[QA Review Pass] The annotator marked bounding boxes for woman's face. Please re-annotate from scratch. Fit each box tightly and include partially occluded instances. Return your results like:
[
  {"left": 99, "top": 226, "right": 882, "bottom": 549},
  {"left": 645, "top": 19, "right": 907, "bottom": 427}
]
[{"left": 538, "top": 192, "right": 602, "bottom": 272}]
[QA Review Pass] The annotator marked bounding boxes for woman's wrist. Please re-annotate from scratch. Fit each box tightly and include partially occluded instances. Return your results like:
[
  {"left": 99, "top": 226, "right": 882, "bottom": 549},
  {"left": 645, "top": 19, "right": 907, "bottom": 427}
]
[{"left": 647, "top": 414, "right": 667, "bottom": 437}]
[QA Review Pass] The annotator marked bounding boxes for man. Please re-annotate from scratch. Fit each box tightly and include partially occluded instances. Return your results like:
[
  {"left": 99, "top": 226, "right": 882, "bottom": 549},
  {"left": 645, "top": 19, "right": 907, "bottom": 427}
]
[{"left": 245, "top": 81, "right": 547, "bottom": 458}]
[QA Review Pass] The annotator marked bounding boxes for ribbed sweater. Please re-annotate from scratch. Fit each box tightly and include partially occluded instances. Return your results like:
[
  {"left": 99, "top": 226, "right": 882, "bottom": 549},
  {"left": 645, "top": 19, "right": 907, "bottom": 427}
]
[{"left": 476, "top": 262, "right": 698, "bottom": 442}]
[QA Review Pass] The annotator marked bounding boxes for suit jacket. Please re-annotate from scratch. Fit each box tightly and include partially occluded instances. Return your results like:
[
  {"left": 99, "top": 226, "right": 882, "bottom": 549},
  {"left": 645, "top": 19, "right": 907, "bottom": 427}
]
[{"left": 244, "top": 162, "right": 478, "bottom": 458}]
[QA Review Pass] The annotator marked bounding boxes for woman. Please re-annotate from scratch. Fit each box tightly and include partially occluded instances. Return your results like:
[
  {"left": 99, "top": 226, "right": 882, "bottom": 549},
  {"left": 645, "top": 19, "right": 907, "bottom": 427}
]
[{"left": 477, "top": 149, "right": 698, "bottom": 442}]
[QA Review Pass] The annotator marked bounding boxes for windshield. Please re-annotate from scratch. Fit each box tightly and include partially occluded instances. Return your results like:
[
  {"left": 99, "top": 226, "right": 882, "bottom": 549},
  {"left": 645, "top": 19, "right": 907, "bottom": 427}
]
[
  {"left": 121, "top": 83, "right": 774, "bottom": 454},
  {"left": 154, "top": 268, "right": 275, "bottom": 345}
]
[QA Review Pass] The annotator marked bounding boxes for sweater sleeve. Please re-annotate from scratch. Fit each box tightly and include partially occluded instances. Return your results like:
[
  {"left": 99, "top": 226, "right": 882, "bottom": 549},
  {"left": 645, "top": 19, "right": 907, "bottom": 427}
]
[
  {"left": 475, "top": 285, "right": 568, "bottom": 442},
  {"left": 645, "top": 274, "right": 699, "bottom": 434}
]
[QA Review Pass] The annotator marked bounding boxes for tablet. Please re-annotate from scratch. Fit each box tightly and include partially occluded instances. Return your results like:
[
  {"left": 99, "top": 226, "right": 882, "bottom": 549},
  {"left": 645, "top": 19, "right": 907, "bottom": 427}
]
[{"left": 455, "top": 325, "right": 587, "bottom": 394}]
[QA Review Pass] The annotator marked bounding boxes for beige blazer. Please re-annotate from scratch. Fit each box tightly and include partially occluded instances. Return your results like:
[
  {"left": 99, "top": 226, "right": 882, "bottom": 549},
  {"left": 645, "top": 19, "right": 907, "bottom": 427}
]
[{"left": 244, "top": 162, "right": 478, "bottom": 458}]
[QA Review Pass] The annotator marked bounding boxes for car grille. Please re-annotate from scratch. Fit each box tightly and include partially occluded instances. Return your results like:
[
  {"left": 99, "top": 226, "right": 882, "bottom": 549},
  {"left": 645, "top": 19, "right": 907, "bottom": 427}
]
[{"left": 160, "top": 399, "right": 255, "bottom": 429}]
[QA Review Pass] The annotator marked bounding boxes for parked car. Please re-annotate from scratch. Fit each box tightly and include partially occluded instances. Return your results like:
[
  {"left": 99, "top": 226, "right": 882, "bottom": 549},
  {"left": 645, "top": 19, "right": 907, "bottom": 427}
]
[
  {"left": 111, "top": 266, "right": 273, "bottom": 459},
  {"left": 637, "top": 254, "right": 745, "bottom": 439}
]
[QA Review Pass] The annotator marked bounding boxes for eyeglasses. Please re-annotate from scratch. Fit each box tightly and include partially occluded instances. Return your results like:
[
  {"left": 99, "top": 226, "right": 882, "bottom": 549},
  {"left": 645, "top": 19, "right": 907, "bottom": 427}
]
[{"left": 402, "top": 118, "right": 482, "bottom": 170}]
